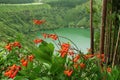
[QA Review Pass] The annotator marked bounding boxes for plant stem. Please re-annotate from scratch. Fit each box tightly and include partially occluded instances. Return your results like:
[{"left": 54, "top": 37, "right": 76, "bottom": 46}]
[{"left": 58, "top": 36, "right": 81, "bottom": 53}]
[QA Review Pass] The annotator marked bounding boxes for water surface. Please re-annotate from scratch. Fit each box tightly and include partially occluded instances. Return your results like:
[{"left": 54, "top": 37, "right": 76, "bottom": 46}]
[{"left": 38, "top": 28, "right": 90, "bottom": 53}]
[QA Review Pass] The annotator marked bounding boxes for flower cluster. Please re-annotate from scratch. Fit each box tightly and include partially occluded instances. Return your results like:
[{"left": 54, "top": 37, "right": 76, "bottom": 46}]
[
  {"left": 4, "top": 54, "right": 34, "bottom": 79},
  {"left": 33, "top": 19, "right": 46, "bottom": 25},
  {"left": 83, "top": 54, "right": 94, "bottom": 60},
  {"left": 62, "top": 51, "right": 106, "bottom": 77},
  {"left": 83, "top": 53, "right": 105, "bottom": 62},
  {"left": 95, "top": 53, "right": 105, "bottom": 62},
  {"left": 4, "top": 64, "right": 21, "bottom": 79},
  {"left": 64, "top": 69, "right": 73, "bottom": 77},
  {"left": 73, "top": 63, "right": 86, "bottom": 69},
  {"left": 20, "top": 58, "right": 28, "bottom": 67},
  {"left": 20, "top": 55, "right": 34, "bottom": 67},
  {"left": 5, "top": 41, "right": 21, "bottom": 51},
  {"left": 42, "top": 33, "right": 58, "bottom": 40},
  {"left": 33, "top": 33, "right": 58, "bottom": 44},
  {"left": 73, "top": 54, "right": 80, "bottom": 62},
  {"left": 107, "top": 67, "right": 111, "bottom": 73},
  {"left": 33, "top": 38, "right": 43, "bottom": 44},
  {"left": 58, "top": 43, "right": 70, "bottom": 58}
]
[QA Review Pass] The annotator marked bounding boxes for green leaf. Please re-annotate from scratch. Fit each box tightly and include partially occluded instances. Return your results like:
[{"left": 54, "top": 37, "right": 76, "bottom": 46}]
[
  {"left": 33, "top": 41, "right": 54, "bottom": 65},
  {"left": 34, "top": 77, "right": 50, "bottom": 80},
  {"left": 33, "top": 65, "right": 41, "bottom": 73},
  {"left": 18, "top": 70, "right": 27, "bottom": 76},
  {"left": 50, "top": 55, "right": 66, "bottom": 74},
  {"left": 14, "top": 76, "right": 28, "bottom": 80},
  {"left": 39, "top": 42, "right": 54, "bottom": 57},
  {"left": 27, "top": 62, "right": 33, "bottom": 70},
  {"left": 34, "top": 78, "right": 41, "bottom": 80}
]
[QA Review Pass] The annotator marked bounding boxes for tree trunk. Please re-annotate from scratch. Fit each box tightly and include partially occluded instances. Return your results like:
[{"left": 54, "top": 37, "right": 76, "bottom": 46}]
[
  {"left": 105, "top": 0, "right": 112, "bottom": 65},
  {"left": 100, "top": 0, "right": 107, "bottom": 54},
  {"left": 112, "top": 26, "right": 120, "bottom": 67},
  {"left": 90, "top": 0, "right": 94, "bottom": 54}
]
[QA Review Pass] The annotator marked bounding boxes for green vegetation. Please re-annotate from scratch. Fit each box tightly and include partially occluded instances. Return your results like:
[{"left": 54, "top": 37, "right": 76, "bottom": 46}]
[
  {"left": 0, "top": 0, "right": 90, "bottom": 41},
  {"left": 0, "top": 0, "right": 35, "bottom": 4},
  {"left": 45, "top": 0, "right": 88, "bottom": 7},
  {"left": 0, "top": 33, "right": 120, "bottom": 80},
  {"left": 0, "top": 0, "right": 120, "bottom": 79}
]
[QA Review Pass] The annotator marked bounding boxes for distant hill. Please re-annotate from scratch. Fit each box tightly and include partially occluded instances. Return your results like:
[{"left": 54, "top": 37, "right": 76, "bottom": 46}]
[
  {"left": 0, "top": 0, "right": 36, "bottom": 4},
  {"left": 0, "top": 0, "right": 90, "bottom": 43},
  {"left": 43, "top": 0, "right": 88, "bottom": 7}
]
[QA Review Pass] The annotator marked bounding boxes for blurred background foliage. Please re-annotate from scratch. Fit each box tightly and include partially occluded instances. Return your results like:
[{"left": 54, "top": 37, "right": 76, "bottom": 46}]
[{"left": 0, "top": 0, "right": 98, "bottom": 42}]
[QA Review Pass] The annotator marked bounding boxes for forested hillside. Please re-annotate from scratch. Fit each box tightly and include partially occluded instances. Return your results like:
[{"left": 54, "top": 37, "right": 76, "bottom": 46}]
[
  {"left": 0, "top": 0, "right": 35, "bottom": 4},
  {"left": 45, "top": 0, "right": 88, "bottom": 7},
  {"left": 0, "top": 0, "right": 89, "bottom": 41}
]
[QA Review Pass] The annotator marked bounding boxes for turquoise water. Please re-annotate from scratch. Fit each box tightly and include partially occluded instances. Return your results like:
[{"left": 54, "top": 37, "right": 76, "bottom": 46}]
[{"left": 38, "top": 28, "right": 90, "bottom": 53}]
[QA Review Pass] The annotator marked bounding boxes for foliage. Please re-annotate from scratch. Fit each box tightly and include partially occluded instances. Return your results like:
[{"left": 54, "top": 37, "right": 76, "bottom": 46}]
[
  {"left": 0, "top": 31, "right": 120, "bottom": 80},
  {"left": 45, "top": 0, "right": 88, "bottom": 7},
  {"left": 0, "top": 0, "right": 120, "bottom": 79},
  {"left": 0, "top": 0, "right": 35, "bottom": 4},
  {"left": 93, "top": 0, "right": 102, "bottom": 28},
  {"left": 0, "top": 0, "right": 90, "bottom": 41}
]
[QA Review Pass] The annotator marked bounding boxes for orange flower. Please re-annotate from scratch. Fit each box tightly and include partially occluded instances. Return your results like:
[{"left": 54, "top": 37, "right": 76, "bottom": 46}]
[
  {"left": 28, "top": 55, "right": 34, "bottom": 62},
  {"left": 73, "top": 63, "right": 79, "bottom": 69},
  {"left": 22, "top": 60, "right": 28, "bottom": 67},
  {"left": 61, "top": 43, "right": 70, "bottom": 49},
  {"left": 64, "top": 70, "right": 69, "bottom": 75},
  {"left": 10, "top": 64, "right": 17, "bottom": 71},
  {"left": 33, "top": 38, "right": 43, "bottom": 44},
  {"left": 4, "top": 71, "right": 9, "bottom": 77},
  {"left": 64, "top": 69, "right": 73, "bottom": 77},
  {"left": 4, "top": 70, "right": 13, "bottom": 77},
  {"left": 84, "top": 54, "right": 94, "bottom": 60},
  {"left": 73, "top": 55, "right": 80, "bottom": 62},
  {"left": 96, "top": 53, "right": 104, "bottom": 59},
  {"left": 80, "top": 63, "right": 86, "bottom": 69},
  {"left": 48, "top": 34, "right": 58, "bottom": 40},
  {"left": 58, "top": 43, "right": 71, "bottom": 58},
  {"left": 5, "top": 44, "right": 12, "bottom": 51},
  {"left": 61, "top": 43, "right": 70, "bottom": 52},
  {"left": 62, "top": 47, "right": 69, "bottom": 53},
  {"left": 5, "top": 41, "right": 22, "bottom": 51},
  {"left": 107, "top": 67, "right": 111, "bottom": 73},
  {"left": 4, "top": 64, "right": 21, "bottom": 79},
  {"left": 95, "top": 53, "right": 105, "bottom": 63},
  {"left": 33, "top": 19, "right": 45, "bottom": 25},
  {"left": 42, "top": 33, "right": 48, "bottom": 38},
  {"left": 9, "top": 70, "right": 18, "bottom": 79},
  {"left": 13, "top": 41, "right": 21, "bottom": 48},
  {"left": 59, "top": 49, "right": 67, "bottom": 58},
  {"left": 20, "top": 58, "right": 25, "bottom": 63},
  {"left": 16, "top": 66, "right": 21, "bottom": 71}
]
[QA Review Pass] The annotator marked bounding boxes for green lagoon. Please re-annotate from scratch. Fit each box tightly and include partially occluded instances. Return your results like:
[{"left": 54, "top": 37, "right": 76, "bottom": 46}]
[{"left": 38, "top": 28, "right": 90, "bottom": 53}]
